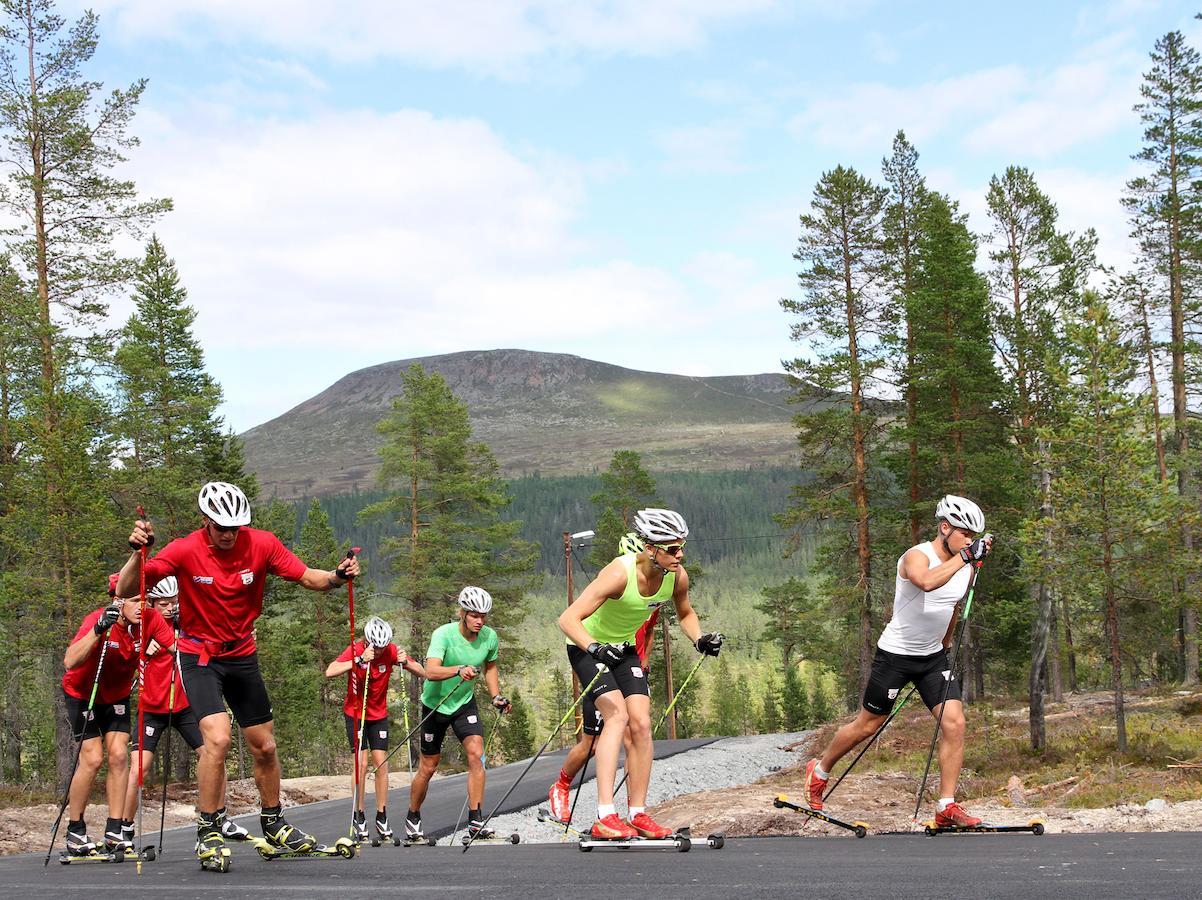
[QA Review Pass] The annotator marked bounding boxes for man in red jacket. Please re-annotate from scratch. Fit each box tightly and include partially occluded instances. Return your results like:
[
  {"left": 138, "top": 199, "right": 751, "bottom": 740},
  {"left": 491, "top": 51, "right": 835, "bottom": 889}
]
[
  {"left": 325, "top": 616, "right": 425, "bottom": 843},
  {"left": 61, "top": 582, "right": 174, "bottom": 856},
  {"left": 117, "top": 481, "right": 360, "bottom": 869}
]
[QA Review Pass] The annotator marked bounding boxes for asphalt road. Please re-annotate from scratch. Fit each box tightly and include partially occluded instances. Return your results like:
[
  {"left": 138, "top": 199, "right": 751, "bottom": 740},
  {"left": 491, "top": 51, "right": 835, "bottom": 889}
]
[{"left": 6, "top": 737, "right": 1200, "bottom": 899}]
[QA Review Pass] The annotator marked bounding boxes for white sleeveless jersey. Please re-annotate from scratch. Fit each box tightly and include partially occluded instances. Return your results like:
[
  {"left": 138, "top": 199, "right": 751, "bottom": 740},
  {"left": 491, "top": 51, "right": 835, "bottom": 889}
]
[{"left": 877, "top": 541, "right": 972, "bottom": 656}]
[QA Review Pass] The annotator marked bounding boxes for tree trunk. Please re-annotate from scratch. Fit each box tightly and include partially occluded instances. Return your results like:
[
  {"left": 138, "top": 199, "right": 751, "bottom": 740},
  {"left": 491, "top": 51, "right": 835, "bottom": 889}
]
[
  {"left": 1062, "top": 594, "right": 1078, "bottom": 693},
  {"left": 1029, "top": 579, "right": 1052, "bottom": 751},
  {"left": 1049, "top": 596, "right": 1063, "bottom": 703}
]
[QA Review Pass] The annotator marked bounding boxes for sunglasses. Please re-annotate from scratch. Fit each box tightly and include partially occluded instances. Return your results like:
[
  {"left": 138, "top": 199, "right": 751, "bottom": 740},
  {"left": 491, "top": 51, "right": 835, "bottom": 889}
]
[
  {"left": 653, "top": 543, "right": 686, "bottom": 557},
  {"left": 207, "top": 521, "right": 241, "bottom": 534}
]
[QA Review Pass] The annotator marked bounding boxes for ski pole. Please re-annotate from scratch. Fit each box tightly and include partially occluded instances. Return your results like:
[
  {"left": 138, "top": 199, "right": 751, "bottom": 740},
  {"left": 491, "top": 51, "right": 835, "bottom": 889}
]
[
  {"left": 613, "top": 654, "right": 707, "bottom": 798},
  {"left": 369, "top": 676, "right": 475, "bottom": 776},
  {"left": 135, "top": 504, "right": 148, "bottom": 875},
  {"left": 564, "top": 741, "right": 594, "bottom": 833},
  {"left": 452, "top": 710, "right": 502, "bottom": 846},
  {"left": 911, "top": 559, "right": 984, "bottom": 823},
  {"left": 44, "top": 609, "right": 116, "bottom": 866},
  {"left": 157, "top": 633, "right": 179, "bottom": 856},
  {"left": 351, "top": 654, "right": 371, "bottom": 841},
  {"left": 463, "top": 665, "right": 606, "bottom": 853},
  {"left": 344, "top": 547, "right": 362, "bottom": 838},
  {"left": 401, "top": 682, "right": 414, "bottom": 782}
]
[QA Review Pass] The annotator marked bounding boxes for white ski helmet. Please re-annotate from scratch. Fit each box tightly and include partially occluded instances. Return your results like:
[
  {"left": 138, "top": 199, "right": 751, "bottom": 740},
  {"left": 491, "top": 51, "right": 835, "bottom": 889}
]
[
  {"left": 935, "top": 495, "right": 985, "bottom": 534},
  {"left": 198, "top": 481, "right": 251, "bottom": 527},
  {"left": 148, "top": 576, "right": 179, "bottom": 600},
  {"left": 457, "top": 586, "right": 493, "bottom": 614},
  {"left": 618, "top": 531, "right": 643, "bottom": 556},
  {"left": 633, "top": 508, "right": 689, "bottom": 544},
  {"left": 364, "top": 616, "right": 393, "bottom": 648}
]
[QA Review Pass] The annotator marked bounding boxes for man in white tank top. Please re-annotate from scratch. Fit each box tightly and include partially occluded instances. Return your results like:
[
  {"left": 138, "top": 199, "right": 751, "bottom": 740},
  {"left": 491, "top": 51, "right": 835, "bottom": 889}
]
[{"left": 802, "top": 495, "right": 993, "bottom": 828}]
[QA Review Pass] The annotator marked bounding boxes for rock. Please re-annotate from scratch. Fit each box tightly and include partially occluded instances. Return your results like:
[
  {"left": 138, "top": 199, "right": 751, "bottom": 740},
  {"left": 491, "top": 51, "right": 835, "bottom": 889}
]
[{"left": 1146, "top": 798, "right": 1167, "bottom": 812}]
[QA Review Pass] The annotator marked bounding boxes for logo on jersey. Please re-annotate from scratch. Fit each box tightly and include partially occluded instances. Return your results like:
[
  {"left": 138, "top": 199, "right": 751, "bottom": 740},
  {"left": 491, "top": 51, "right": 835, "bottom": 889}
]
[
  {"left": 239, "top": 569, "right": 254, "bottom": 586},
  {"left": 887, "top": 688, "right": 899, "bottom": 700},
  {"left": 377, "top": 664, "right": 386, "bottom": 674},
  {"left": 193, "top": 576, "right": 213, "bottom": 584}
]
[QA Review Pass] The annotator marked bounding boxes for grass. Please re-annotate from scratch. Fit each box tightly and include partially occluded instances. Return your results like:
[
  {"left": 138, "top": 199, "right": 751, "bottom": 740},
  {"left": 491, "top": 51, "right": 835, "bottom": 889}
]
[{"left": 808, "top": 688, "right": 1202, "bottom": 809}]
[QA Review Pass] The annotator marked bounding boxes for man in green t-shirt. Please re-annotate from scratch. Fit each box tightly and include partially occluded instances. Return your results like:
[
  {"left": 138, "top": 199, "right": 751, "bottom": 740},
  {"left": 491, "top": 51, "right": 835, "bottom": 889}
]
[
  {"left": 559, "top": 509, "right": 723, "bottom": 841},
  {"left": 405, "top": 586, "right": 512, "bottom": 842}
]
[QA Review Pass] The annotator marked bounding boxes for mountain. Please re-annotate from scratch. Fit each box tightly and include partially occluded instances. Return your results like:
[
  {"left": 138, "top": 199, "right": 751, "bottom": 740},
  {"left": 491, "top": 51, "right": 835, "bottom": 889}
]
[{"left": 240, "top": 349, "right": 803, "bottom": 498}]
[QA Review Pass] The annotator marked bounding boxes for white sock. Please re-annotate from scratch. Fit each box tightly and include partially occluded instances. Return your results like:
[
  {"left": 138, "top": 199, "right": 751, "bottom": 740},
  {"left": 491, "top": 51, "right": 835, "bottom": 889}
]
[
  {"left": 814, "top": 763, "right": 830, "bottom": 781},
  {"left": 937, "top": 797, "right": 955, "bottom": 812},
  {"left": 628, "top": 806, "right": 645, "bottom": 818},
  {"left": 597, "top": 803, "right": 616, "bottom": 819}
]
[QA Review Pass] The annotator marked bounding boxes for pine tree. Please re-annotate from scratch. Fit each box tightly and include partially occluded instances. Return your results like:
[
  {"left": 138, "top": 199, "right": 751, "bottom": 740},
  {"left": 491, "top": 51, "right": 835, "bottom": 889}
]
[
  {"left": 758, "top": 672, "right": 783, "bottom": 734},
  {"left": 362, "top": 364, "right": 540, "bottom": 712},
  {"left": 810, "top": 675, "right": 836, "bottom": 723},
  {"left": 498, "top": 689, "right": 535, "bottom": 763},
  {"left": 781, "top": 664, "right": 811, "bottom": 732},
  {"left": 587, "top": 450, "right": 658, "bottom": 569},
  {"left": 708, "top": 657, "right": 743, "bottom": 735},
  {"left": 755, "top": 577, "right": 815, "bottom": 668},
  {"left": 780, "top": 165, "right": 890, "bottom": 693},
  {"left": 542, "top": 667, "right": 574, "bottom": 751},
  {"left": 1123, "top": 30, "right": 1202, "bottom": 684}
]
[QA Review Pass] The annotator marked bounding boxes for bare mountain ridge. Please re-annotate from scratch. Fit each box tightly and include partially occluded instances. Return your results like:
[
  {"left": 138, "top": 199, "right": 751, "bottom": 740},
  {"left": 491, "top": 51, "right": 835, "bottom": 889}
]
[{"left": 241, "top": 349, "right": 801, "bottom": 498}]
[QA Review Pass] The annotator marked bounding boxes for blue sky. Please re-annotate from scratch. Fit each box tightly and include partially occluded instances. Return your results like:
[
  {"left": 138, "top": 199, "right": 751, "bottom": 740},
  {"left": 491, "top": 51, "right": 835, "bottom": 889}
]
[{"left": 67, "top": 0, "right": 1201, "bottom": 431}]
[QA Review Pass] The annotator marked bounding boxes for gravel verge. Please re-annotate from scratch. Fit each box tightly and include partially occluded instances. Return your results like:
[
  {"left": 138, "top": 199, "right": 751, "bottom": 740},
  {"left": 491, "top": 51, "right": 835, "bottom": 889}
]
[{"left": 476, "top": 731, "right": 811, "bottom": 844}]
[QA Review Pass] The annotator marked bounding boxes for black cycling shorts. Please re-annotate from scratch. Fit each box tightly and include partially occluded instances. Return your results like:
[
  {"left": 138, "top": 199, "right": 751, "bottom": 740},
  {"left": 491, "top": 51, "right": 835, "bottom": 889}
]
[
  {"left": 179, "top": 651, "right": 273, "bottom": 728},
  {"left": 345, "top": 714, "right": 390, "bottom": 751},
  {"left": 568, "top": 644, "right": 650, "bottom": 702},
  {"left": 65, "top": 691, "right": 131, "bottom": 741},
  {"left": 419, "top": 697, "right": 483, "bottom": 756},
  {"left": 861, "top": 647, "right": 961, "bottom": 716},
  {"left": 132, "top": 707, "right": 204, "bottom": 753},
  {"left": 581, "top": 693, "right": 603, "bottom": 736}
]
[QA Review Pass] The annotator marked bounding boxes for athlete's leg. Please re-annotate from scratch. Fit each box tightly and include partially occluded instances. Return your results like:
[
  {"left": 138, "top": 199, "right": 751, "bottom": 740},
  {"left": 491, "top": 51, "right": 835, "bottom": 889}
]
[
  {"left": 196, "top": 712, "right": 232, "bottom": 812},
  {"left": 241, "top": 721, "right": 281, "bottom": 807},
  {"left": 102, "top": 730, "right": 130, "bottom": 821},
  {"left": 560, "top": 733, "right": 596, "bottom": 781},
  {"left": 371, "top": 749, "right": 389, "bottom": 813},
  {"left": 622, "top": 694, "right": 653, "bottom": 809},
  {"left": 68, "top": 736, "right": 104, "bottom": 820},
  {"left": 592, "top": 690, "right": 629, "bottom": 806},
  {"left": 408, "top": 752, "right": 439, "bottom": 810},
  {"left": 933, "top": 699, "right": 966, "bottom": 799},
  {"left": 463, "top": 733, "right": 485, "bottom": 808},
  {"left": 818, "top": 708, "right": 888, "bottom": 773}
]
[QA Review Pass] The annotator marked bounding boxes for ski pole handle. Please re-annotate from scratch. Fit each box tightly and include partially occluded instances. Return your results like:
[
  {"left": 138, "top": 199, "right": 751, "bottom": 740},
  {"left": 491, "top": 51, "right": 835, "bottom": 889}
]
[{"left": 129, "top": 504, "right": 155, "bottom": 549}]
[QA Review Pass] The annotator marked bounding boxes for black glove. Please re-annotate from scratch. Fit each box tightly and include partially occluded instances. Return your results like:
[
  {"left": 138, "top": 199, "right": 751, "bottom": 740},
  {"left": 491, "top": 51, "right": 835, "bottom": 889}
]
[
  {"left": 492, "top": 694, "right": 512, "bottom": 714},
  {"left": 695, "top": 632, "right": 724, "bottom": 657},
  {"left": 588, "top": 642, "right": 626, "bottom": 668},
  {"left": 94, "top": 601, "right": 123, "bottom": 635},
  {"left": 960, "top": 533, "right": 993, "bottom": 564}
]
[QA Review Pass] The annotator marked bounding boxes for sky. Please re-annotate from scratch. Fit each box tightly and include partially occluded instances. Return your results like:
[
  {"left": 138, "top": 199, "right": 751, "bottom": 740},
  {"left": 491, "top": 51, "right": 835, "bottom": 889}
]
[{"left": 62, "top": 0, "right": 1202, "bottom": 432}]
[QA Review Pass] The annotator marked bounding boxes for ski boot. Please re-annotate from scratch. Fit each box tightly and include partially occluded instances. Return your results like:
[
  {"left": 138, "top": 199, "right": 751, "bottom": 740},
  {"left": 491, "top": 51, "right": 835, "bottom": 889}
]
[
  {"left": 65, "top": 819, "right": 101, "bottom": 857},
  {"left": 629, "top": 811, "right": 673, "bottom": 839},
  {"left": 467, "top": 808, "right": 495, "bottom": 841},
  {"left": 590, "top": 813, "right": 638, "bottom": 840},
  {"left": 934, "top": 801, "right": 983, "bottom": 829},
  {"left": 351, "top": 810, "right": 369, "bottom": 844},
  {"left": 548, "top": 776, "right": 572, "bottom": 823},
  {"left": 804, "top": 759, "right": 828, "bottom": 810},
  {"left": 119, "top": 820, "right": 135, "bottom": 852},
  {"left": 373, "top": 809, "right": 400, "bottom": 847},
  {"left": 196, "top": 813, "right": 232, "bottom": 873},
  {"left": 403, "top": 810, "right": 434, "bottom": 846},
  {"left": 216, "top": 807, "right": 251, "bottom": 841},
  {"left": 261, "top": 806, "right": 316, "bottom": 853},
  {"left": 104, "top": 817, "right": 133, "bottom": 854}
]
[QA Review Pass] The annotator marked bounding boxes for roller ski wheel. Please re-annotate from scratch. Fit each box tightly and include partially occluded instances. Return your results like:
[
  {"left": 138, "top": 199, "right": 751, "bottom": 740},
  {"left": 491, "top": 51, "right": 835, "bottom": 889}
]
[
  {"left": 706, "top": 833, "right": 726, "bottom": 849},
  {"left": 374, "top": 816, "right": 401, "bottom": 847},
  {"left": 577, "top": 835, "right": 690, "bottom": 852},
  {"left": 197, "top": 832, "right": 231, "bottom": 874},
  {"left": 922, "top": 818, "right": 1045, "bottom": 836},
  {"left": 773, "top": 794, "right": 870, "bottom": 838}
]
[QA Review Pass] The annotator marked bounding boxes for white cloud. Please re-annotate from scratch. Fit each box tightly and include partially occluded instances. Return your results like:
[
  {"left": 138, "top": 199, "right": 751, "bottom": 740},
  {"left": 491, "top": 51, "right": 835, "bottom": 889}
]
[
  {"left": 79, "top": 0, "right": 783, "bottom": 75},
  {"left": 656, "top": 121, "right": 750, "bottom": 174}
]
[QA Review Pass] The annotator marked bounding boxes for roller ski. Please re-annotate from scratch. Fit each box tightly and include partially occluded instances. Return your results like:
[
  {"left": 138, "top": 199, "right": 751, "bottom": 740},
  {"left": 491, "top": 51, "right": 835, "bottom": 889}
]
[
  {"left": 460, "top": 809, "right": 519, "bottom": 845},
  {"left": 921, "top": 802, "right": 1044, "bottom": 837},
  {"left": 537, "top": 806, "right": 587, "bottom": 837},
  {"left": 195, "top": 817, "right": 232, "bottom": 873},
  {"left": 773, "top": 795, "right": 869, "bottom": 838},
  {"left": 253, "top": 807, "right": 356, "bottom": 860},
  {"left": 59, "top": 821, "right": 125, "bottom": 864},
  {"left": 371, "top": 811, "right": 401, "bottom": 847},
  {"left": 401, "top": 811, "right": 436, "bottom": 846}
]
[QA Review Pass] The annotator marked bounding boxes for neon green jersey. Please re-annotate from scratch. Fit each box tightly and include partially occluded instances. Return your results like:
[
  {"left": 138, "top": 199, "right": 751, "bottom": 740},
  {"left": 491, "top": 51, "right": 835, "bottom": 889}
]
[
  {"left": 576, "top": 554, "right": 675, "bottom": 645},
  {"left": 420, "top": 621, "right": 498, "bottom": 714}
]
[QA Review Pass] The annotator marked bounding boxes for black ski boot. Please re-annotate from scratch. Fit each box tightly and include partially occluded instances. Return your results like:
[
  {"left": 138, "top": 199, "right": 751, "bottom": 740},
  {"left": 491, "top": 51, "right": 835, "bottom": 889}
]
[
  {"left": 104, "top": 817, "right": 132, "bottom": 854},
  {"left": 467, "top": 808, "right": 495, "bottom": 840},
  {"left": 215, "top": 807, "right": 251, "bottom": 841},
  {"left": 196, "top": 812, "right": 232, "bottom": 873},
  {"left": 374, "top": 808, "right": 399, "bottom": 846},
  {"left": 404, "top": 809, "right": 426, "bottom": 844},
  {"left": 351, "top": 809, "right": 368, "bottom": 843},
  {"left": 65, "top": 819, "right": 98, "bottom": 857},
  {"left": 261, "top": 805, "right": 316, "bottom": 853}
]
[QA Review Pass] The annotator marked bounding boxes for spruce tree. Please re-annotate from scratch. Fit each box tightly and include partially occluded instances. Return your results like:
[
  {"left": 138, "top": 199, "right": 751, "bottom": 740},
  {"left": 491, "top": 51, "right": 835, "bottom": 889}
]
[
  {"left": 498, "top": 689, "right": 535, "bottom": 763},
  {"left": 708, "top": 657, "right": 743, "bottom": 735},
  {"left": 758, "top": 673, "right": 783, "bottom": 734},
  {"left": 780, "top": 165, "right": 889, "bottom": 693},
  {"left": 781, "top": 664, "right": 811, "bottom": 732}
]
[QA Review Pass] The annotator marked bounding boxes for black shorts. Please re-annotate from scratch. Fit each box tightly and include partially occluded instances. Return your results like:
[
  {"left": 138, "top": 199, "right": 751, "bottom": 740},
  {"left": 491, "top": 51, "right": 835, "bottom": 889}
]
[
  {"left": 568, "top": 644, "right": 649, "bottom": 702},
  {"left": 862, "top": 647, "right": 961, "bottom": 716},
  {"left": 132, "top": 707, "right": 204, "bottom": 753},
  {"left": 419, "top": 698, "right": 484, "bottom": 756},
  {"left": 345, "top": 714, "right": 390, "bottom": 751},
  {"left": 179, "top": 651, "right": 273, "bottom": 728},
  {"left": 581, "top": 694, "right": 603, "bottom": 736},
  {"left": 64, "top": 692, "right": 130, "bottom": 740}
]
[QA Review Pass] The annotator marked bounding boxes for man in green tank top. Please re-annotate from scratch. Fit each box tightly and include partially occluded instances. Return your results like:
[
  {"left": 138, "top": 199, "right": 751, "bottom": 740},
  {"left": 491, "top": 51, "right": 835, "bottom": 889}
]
[
  {"left": 404, "top": 586, "right": 512, "bottom": 842},
  {"left": 559, "top": 509, "right": 723, "bottom": 841}
]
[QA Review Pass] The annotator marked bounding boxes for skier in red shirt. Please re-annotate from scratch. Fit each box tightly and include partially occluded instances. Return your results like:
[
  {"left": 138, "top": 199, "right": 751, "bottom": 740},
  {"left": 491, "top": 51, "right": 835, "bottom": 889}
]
[
  {"left": 116, "top": 481, "right": 361, "bottom": 871},
  {"left": 324, "top": 616, "right": 425, "bottom": 844},
  {"left": 60, "top": 582, "right": 174, "bottom": 857},
  {"left": 120, "top": 576, "right": 251, "bottom": 848}
]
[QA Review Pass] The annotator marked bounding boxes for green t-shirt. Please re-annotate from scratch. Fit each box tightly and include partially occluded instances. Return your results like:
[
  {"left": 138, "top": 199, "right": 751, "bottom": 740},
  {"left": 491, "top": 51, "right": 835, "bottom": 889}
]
[
  {"left": 420, "top": 621, "right": 499, "bottom": 714},
  {"left": 577, "top": 554, "right": 676, "bottom": 645}
]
